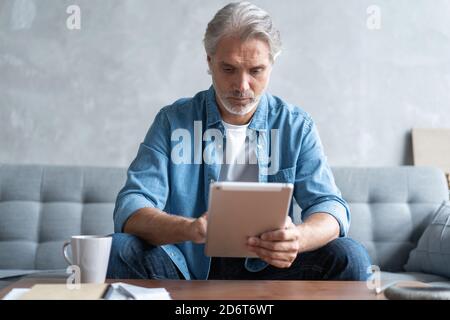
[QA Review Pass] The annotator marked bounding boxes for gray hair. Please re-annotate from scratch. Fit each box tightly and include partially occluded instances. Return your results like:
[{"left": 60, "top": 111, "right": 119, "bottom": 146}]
[{"left": 204, "top": 2, "right": 282, "bottom": 63}]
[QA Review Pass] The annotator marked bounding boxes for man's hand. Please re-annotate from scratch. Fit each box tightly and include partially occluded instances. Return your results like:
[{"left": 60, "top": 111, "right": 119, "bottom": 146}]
[
  {"left": 188, "top": 212, "right": 208, "bottom": 244},
  {"left": 246, "top": 216, "right": 301, "bottom": 268}
]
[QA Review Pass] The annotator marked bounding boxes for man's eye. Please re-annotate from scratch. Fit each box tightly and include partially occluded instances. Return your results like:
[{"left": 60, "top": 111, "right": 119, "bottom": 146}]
[
  {"left": 251, "top": 68, "right": 263, "bottom": 75},
  {"left": 223, "top": 68, "right": 234, "bottom": 73}
]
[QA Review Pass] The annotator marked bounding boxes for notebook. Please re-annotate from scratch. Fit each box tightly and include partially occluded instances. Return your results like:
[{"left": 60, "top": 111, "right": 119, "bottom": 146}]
[{"left": 19, "top": 283, "right": 109, "bottom": 300}]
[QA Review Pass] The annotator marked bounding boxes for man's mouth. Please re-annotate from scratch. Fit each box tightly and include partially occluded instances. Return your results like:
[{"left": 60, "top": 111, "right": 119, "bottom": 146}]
[{"left": 227, "top": 97, "right": 253, "bottom": 102}]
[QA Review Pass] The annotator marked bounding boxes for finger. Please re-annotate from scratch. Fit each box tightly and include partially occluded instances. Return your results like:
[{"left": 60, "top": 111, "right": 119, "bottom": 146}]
[
  {"left": 247, "top": 245, "right": 297, "bottom": 262},
  {"left": 196, "top": 217, "right": 208, "bottom": 237},
  {"left": 265, "top": 259, "right": 293, "bottom": 269},
  {"left": 284, "top": 215, "right": 293, "bottom": 228},
  {"left": 253, "top": 253, "right": 294, "bottom": 268},
  {"left": 247, "top": 237, "right": 298, "bottom": 252},
  {"left": 260, "top": 228, "right": 298, "bottom": 242}
]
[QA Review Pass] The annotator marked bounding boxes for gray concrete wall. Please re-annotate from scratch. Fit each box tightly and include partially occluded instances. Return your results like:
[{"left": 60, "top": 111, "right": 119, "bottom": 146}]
[{"left": 1, "top": 0, "right": 449, "bottom": 167}]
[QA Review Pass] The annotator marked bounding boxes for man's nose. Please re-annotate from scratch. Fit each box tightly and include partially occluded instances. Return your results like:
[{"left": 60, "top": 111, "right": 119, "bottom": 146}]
[{"left": 235, "top": 72, "right": 250, "bottom": 93}]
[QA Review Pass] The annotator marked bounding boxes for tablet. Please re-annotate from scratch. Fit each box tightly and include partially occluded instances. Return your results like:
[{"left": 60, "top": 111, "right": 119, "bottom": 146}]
[{"left": 204, "top": 182, "right": 294, "bottom": 257}]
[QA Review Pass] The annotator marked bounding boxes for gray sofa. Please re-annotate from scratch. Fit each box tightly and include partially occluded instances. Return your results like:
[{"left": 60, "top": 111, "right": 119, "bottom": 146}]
[{"left": 0, "top": 164, "right": 449, "bottom": 290}]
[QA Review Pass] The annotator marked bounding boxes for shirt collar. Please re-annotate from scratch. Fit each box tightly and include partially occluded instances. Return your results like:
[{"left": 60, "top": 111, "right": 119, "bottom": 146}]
[{"left": 206, "top": 85, "right": 268, "bottom": 131}]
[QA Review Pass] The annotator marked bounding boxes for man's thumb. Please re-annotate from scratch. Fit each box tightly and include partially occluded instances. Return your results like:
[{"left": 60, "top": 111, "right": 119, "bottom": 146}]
[{"left": 285, "top": 215, "right": 292, "bottom": 228}]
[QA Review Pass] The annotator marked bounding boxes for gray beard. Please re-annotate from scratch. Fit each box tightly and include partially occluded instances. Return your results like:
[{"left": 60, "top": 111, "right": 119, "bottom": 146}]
[
  {"left": 217, "top": 94, "right": 260, "bottom": 116},
  {"left": 212, "top": 79, "right": 261, "bottom": 116}
]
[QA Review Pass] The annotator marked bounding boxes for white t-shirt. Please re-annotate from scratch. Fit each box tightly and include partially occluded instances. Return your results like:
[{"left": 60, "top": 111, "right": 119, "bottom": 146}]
[{"left": 219, "top": 121, "right": 259, "bottom": 182}]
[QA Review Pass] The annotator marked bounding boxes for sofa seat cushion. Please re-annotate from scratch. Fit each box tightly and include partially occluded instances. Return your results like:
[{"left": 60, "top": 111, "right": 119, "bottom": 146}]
[
  {"left": 380, "top": 271, "right": 449, "bottom": 284},
  {"left": 0, "top": 270, "right": 40, "bottom": 279},
  {"left": 377, "top": 271, "right": 450, "bottom": 296}
]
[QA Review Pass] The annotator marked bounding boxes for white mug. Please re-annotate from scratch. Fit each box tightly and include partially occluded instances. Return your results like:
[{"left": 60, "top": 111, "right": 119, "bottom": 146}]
[{"left": 62, "top": 235, "right": 112, "bottom": 284}]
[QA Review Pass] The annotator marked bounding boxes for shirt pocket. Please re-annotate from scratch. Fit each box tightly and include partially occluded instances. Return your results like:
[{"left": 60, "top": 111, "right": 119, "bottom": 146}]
[{"left": 267, "top": 166, "right": 296, "bottom": 183}]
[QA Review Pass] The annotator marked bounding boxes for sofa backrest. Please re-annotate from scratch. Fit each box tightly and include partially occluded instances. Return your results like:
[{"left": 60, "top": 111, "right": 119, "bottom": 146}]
[
  {"left": 333, "top": 166, "right": 449, "bottom": 272},
  {"left": 1, "top": 165, "right": 448, "bottom": 272},
  {"left": 0, "top": 165, "right": 124, "bottom": 270}
]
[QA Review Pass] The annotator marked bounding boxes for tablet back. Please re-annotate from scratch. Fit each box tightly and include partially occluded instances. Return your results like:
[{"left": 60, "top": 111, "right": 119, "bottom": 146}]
[{"left": 205, "top": 182, "right": 294, "bottom": 257}]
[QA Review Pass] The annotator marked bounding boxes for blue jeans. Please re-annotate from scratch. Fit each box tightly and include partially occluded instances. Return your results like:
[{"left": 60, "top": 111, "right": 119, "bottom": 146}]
[
  {"left": 107, "top": 233, "right": 372, "bottom": 280},
  {"left": 106, "top": 233, "right": 182, "bottom": 280}
]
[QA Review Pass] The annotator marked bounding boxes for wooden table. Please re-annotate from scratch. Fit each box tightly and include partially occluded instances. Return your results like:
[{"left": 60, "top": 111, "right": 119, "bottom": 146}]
[{"left": 0, "top": 277, "right": 385, "bottom": 300}]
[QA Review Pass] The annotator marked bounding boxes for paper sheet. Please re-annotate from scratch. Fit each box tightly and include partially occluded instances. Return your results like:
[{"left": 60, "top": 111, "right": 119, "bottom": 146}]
[
  {"left": 2, "top": 288, "right": 30, "bottom": 300},
  {"left": 107, "top": 282, "right": 172, "bottom": 300}
]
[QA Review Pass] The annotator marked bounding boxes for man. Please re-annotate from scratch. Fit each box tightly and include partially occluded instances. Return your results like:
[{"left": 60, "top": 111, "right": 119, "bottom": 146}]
[{"left": 107, "top": 2, "right": 371, "bottom": 281}]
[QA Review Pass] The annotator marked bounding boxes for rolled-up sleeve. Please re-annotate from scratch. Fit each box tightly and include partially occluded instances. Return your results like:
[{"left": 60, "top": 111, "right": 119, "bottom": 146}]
[
  {"left": 294, "top": 118, "right": 350, "bottom": 237},
  {"left": 113, "top": 109, "right": 171, "bottom": 233}
]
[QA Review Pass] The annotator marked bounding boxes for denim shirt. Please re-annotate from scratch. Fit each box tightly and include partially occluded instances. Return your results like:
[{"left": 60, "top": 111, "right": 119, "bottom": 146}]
[{"left": 113, "top": 85, "right": 351, "bottom": 280}]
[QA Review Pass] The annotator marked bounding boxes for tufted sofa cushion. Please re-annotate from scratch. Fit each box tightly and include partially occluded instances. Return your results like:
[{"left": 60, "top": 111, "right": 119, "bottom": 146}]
[
  {"left": 332, "top": 166, "right": 449, "bottom": 272},
  {"left": 0, "top": 164, "right": 125, "bottom": 270}
]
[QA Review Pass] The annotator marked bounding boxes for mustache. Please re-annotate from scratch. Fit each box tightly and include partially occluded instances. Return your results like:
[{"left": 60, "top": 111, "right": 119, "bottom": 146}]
[{"left": 224, "top": 90, "right": 255, "bottom": 99}]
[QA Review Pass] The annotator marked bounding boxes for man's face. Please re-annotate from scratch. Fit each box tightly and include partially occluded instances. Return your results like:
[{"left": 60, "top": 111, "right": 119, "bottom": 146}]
[{"left": 208, "top": 36, "right": 272, "bottom": 117}]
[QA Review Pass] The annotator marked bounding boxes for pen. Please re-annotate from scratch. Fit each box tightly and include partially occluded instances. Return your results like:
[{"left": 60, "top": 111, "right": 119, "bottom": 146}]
[
  {"left": 102, "top": 284, "right": 114, "bottom": 300},
  {"left": 117, "top": 284, "right": 136, "bottom": 300}
]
